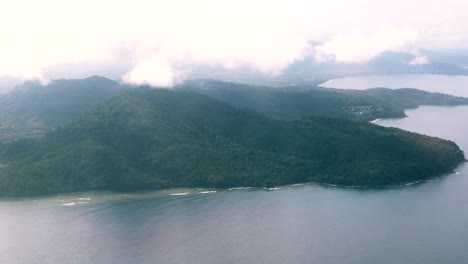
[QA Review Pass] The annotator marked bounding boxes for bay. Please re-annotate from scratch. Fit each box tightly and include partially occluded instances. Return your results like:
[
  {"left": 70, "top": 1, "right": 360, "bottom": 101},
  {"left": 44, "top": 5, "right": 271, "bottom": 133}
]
[
  {"left": 2, "top": 74, "right": 468, "bottom": 264},
  {"left": 320, "top": 74, "right": 468, "bottom": 97}
]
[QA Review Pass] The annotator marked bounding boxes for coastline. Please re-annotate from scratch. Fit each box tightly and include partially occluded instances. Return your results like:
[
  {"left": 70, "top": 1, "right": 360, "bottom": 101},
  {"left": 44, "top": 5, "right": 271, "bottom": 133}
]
[{"left": 1, "top": 162, "right": 464, "bottom": 200}]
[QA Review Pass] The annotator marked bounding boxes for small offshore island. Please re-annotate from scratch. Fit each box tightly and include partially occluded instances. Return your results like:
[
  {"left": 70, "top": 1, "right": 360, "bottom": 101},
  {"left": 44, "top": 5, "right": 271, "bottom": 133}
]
[{"left": 0, "top": 77, "right": 465, "bottom": 196}]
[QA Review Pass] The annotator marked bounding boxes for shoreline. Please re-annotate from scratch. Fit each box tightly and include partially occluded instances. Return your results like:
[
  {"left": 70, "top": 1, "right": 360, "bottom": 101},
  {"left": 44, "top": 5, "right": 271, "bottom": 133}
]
[{"left": 1, "top": 163, "right": 464, "bottom": 201}]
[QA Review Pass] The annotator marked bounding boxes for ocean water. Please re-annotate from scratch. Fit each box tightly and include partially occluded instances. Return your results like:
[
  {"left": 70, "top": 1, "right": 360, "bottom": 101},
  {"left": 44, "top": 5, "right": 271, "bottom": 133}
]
[
  {"left": 320, "top": 74, "right": 468, "bottom": 97},
  {"left": 1, "top": 75, "right": 468, "bottom": 264}
]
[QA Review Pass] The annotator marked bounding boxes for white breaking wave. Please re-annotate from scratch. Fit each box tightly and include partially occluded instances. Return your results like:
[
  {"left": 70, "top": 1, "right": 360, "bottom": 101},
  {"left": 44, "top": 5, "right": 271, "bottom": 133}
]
[
  {"left": 228, "top": 187, "right": 251, "bottom": 191},
  {"left": 289, "top": 183, "right": 307, "bottom": 187},
  {"left": 200, "top": 191, "right": 217, "bottom": 194},
  {"left": 170, "top": 192, "right": 190, "bottom": 196}
]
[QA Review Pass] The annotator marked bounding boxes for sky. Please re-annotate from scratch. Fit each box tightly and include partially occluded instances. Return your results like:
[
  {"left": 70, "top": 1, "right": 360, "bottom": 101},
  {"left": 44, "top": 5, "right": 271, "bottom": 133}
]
[{"left": 1, "top": 0, "right": 468, "bottom": 86}]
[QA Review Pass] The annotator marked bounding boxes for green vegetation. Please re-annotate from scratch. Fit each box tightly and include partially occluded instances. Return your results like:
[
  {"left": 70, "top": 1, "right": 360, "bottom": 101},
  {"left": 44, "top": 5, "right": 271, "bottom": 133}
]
[
  {"left": 183, "top": 80, "right": 468, "bottom": 121},
  {"left": 1, "top": 77, "right": 467, "bottom": 143},
  {"left": 364, "top": 87, "right": 468, "bottom": 109},
  {"left": 0, "top": 76, "right": 128, "bottom": 142},
  {"left": 0, "top": 88, "right": 464, "bottom": 196}
]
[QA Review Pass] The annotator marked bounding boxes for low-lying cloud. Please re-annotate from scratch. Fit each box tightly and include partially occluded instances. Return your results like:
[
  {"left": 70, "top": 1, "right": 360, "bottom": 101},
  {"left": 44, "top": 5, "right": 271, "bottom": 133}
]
[
  {"left": 408, "top": 56, "right": 431, "bottom": 65},
  {"left": 122, "top": 31, "right": 309, "bottom": 87},
  {"left": 1, "top": 0, "right": 468, "bottom": 86},
  {"left": 312, "top": 26, "right": 419, "bottom": 63},
  {"left": 0, "top": 0, "right": 311, "bottom": 87}
]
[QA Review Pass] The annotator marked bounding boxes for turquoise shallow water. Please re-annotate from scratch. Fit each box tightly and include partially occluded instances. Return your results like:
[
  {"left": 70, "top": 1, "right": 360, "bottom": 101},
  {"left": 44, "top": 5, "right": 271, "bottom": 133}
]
[{"left": 2, "top": 75, "right": 468, "bottom": 263}]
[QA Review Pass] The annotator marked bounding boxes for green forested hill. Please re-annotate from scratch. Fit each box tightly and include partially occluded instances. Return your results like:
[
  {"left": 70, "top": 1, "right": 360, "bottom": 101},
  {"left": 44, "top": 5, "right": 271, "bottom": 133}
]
[
  {"left": 364, "top": 87, "right": 468, "bottom": 109},
  {"left": 182, "top": 80, "right": 468, "bottom": 120},
  {"left": 0, "top": 76, "right": 128, "bottom": 141},
  {"left": 1, "top": 77, "right": 467, "bottom": 143},
  {"left": 0, "top": 88, "right": 463, "bottom": 196}
]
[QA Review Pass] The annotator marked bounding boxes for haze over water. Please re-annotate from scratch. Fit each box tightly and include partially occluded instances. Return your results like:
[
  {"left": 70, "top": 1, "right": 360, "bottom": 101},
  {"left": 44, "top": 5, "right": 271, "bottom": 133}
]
[
  {"left": 1, "top": 75, "right": 468, "bottom": 264},
  {"left": 320, "top": 74, "right": 468, "bottom": 97}
]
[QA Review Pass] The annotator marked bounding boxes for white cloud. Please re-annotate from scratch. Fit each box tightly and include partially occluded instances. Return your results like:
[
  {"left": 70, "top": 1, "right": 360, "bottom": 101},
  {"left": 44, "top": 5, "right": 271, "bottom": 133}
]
[
  {"left": 312, "top": 26, "right": 419, "bottom": 63},
  {"left": 0, "top": 0, "right": 309, "bottom": 86},
  {"left": 409, "top": 56, "right": 431, "bottom": 65},
  {"left": 1, "top": 0, "right": 468, "bottom": 85},
  {"left": 123, "top": 55, "right": 182, "bottom": 87},
  {"left": 122, "top": 30, "right": 308, "bottom": 87}
]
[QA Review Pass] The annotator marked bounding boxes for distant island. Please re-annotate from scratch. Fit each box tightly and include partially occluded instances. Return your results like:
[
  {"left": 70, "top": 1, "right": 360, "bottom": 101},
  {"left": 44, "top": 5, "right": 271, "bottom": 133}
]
[
  {"left": 182, "top": 79, "right": 468, "bottom": 121},
  {"left": 0, "top": 80, "right": 465, "bottom": 196}
]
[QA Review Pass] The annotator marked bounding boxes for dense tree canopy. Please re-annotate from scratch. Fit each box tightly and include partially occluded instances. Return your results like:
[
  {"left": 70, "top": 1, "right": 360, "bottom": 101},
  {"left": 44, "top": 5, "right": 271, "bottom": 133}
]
[{"left": 0, "top": 88, "right": 464, "bottom": 196}]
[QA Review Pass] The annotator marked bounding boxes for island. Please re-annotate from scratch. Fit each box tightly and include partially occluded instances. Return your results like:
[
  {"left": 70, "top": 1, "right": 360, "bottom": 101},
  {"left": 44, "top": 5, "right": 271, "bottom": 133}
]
[
  {"left": 0, "top": 87, "right": 464, "bottom": 196},
  {"left": 1, "top": 76, "right": 468, "bottom": 142}
]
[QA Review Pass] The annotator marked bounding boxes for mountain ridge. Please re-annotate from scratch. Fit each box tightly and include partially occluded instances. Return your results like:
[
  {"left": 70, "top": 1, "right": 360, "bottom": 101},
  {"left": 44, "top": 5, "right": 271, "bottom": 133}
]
[{"left": 1, "top": 76, "right": 468, "bottom": 142}]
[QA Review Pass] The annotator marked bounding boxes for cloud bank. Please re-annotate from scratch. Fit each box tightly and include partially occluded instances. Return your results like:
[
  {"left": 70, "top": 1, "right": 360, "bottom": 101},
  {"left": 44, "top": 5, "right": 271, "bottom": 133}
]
[
  {"left": 409, "top": 56, "right": 431, "bottom": 65},
  {"left": 1, "top": 0, "right": 468, "bottom": 86},
  {"left": 312, "top": 26, "right": 418, "bottom": 63},
  {"left": 0, "top": 0, "right": 312, "bottom": 86},
  {"left": 122, "top": 30, "right": 308, "bottom": 86}
]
